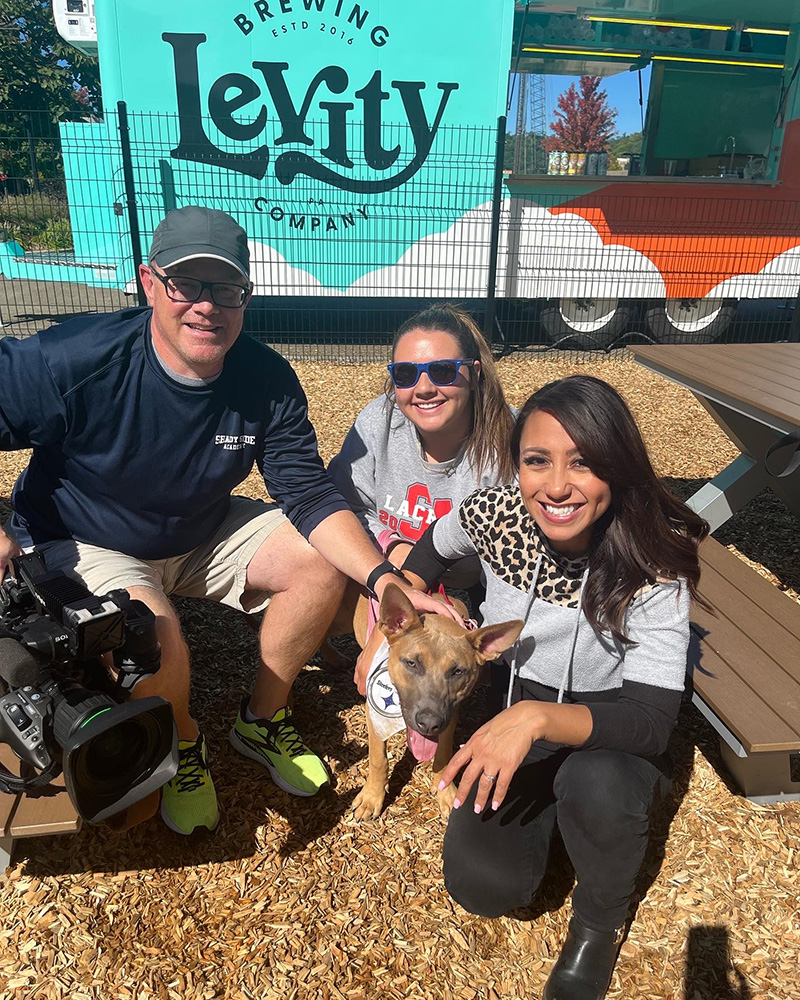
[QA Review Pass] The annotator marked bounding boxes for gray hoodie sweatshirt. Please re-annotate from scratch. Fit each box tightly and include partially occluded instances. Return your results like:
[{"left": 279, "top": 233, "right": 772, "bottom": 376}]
[
  {"left": 405, "top": 485, "right": 690, "bottom": 757},
  {"left": 328, "top": 396, "right": 510, "bottom": 585}
]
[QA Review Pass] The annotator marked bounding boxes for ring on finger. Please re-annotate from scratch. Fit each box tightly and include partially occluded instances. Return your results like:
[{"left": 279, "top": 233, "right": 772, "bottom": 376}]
[{"left": 481, "top": 773, "right": 497, "bottom": 783}]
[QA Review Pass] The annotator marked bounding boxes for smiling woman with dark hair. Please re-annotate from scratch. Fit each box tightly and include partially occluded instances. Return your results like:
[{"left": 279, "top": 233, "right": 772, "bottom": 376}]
[{"left": 402, "top": 375, "right": 709, "bottom": 1000}]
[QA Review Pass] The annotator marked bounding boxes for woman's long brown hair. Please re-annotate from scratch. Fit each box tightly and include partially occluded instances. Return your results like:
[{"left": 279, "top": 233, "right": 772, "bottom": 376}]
[
  {"left": 511, "top": 375, "right": 709, "bottom": 644},
  {"left": 389, "top": 304, "right": 516, "bottom": 484}
]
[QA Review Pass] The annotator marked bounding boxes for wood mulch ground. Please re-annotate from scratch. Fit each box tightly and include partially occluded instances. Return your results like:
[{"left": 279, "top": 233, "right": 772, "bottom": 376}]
[{"left": 0, "top": 353, "right": 797, "bottom": 1000}]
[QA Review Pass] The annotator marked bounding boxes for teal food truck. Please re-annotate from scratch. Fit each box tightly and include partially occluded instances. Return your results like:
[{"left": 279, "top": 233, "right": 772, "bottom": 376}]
[
  {"left": 5, "top": 0, "right": 800, "bottom": 347},
  {"left": 3, "top": 0, "right": 514, "bottom": 304},
  {"left": 503, "top": 1, "right": 800, "bottom": 343}
]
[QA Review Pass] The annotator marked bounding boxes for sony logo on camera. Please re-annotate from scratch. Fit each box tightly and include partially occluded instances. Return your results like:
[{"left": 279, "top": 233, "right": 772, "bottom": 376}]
[{"left": 163, "top": 31, "right": 458, "bottom": 193}]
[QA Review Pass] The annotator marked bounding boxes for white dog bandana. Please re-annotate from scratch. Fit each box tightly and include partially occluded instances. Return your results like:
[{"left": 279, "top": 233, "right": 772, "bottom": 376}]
[{"left": 365, "top": 639, "right": 406, "bottom": 742}]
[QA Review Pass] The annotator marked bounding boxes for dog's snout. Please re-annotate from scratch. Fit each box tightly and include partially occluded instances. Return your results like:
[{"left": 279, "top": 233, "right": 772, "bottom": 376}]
[{"left": 413, "top": 708, "right": 446, "bottom": 736}]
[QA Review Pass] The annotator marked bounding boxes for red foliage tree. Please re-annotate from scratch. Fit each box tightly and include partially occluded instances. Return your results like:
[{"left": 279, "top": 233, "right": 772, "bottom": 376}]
[{"left": 542, "top": 76, "right": 618, "bottom": 152}]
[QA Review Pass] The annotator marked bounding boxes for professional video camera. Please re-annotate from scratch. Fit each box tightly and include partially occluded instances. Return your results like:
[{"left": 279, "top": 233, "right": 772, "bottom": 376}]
[{"left": 0, "top": 552, "right": 178, "bottom": 823}]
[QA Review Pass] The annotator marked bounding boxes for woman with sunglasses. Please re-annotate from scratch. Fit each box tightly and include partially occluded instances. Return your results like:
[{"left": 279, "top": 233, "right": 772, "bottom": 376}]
[
  {"left": 401, "top": 376, "right": 708, "bottom": 1000},
  {"left": 328, "top": 304, "right": 515, "bottom": 691}
]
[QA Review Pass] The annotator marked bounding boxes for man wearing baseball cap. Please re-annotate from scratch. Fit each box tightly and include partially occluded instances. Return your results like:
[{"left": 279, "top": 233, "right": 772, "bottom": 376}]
[{"left": 0, "top": 206, "right": 457, "bottom": 835}]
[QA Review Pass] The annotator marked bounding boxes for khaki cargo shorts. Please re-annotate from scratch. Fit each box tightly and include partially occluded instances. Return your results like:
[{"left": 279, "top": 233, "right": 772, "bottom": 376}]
[{"left": 29, "top": 496, "right": 287, "bottom": 615}]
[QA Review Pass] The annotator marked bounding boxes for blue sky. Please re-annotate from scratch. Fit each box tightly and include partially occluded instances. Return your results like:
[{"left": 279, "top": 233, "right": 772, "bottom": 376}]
[{"left": 509, "top": 66, "right": 652, "bottom": 137}]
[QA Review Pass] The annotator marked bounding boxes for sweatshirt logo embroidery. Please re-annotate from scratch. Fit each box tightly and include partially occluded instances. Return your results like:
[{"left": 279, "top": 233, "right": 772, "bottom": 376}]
[
  {"left": 215, "top": 434, "right": 256, "bottom": 451},
  {"left": 378, "top": 483, "right": 452, "bottom": 541}
]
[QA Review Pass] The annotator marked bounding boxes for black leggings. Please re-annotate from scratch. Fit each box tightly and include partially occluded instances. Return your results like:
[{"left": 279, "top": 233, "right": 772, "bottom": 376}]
[{"left": 442, "top": 743, "right": 670, "bottom": 932}]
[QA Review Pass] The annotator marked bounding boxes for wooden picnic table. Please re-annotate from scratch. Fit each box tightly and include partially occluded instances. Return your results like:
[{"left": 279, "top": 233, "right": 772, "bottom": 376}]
[
  {"left": 630, "top": 343, "right": 800, "bottom": 532},
  {"left": 1, "top": 746, "right": 80, "bottom": 873},
  {"left": 630, "top": 343, "right": 800, "bottom": 802}
]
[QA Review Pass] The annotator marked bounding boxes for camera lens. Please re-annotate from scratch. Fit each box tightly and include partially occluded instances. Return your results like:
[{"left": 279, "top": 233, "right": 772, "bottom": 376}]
[
  {"left": 60, "top": 697, "right": 177, "bottom": 823},
  {"left": 71, "top": 714, "right": 162, "bottom": 791}
]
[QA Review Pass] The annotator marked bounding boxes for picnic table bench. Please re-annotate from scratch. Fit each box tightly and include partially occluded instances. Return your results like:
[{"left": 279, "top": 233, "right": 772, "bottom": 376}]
[
  {"left": 630, "top": 343, "right": 800, "bottom": 803},
  {"left": 690, "top": 537, "right": 800, "bottom": 803},
  {"left": 0, "top": 747, "right": 80, "bottom": 874}
]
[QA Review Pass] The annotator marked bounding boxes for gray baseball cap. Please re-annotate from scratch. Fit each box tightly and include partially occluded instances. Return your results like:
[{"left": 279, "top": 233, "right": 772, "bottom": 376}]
[{"left": 148, "top": 206, "right": 250, "bottom": 281}]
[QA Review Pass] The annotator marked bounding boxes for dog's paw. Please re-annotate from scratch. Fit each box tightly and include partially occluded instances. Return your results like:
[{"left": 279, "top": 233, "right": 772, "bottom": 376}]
[
  {"left": 435, "top": 782, "right": 457, "bottom": 819},
  {"left": 352, "top": 785, "right": 385, "bottom": 821}
]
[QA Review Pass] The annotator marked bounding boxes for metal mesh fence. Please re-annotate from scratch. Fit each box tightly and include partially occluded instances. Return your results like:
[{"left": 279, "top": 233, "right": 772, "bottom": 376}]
[{"left": 0, "top": 108, "right": 797, "bottom": 358}]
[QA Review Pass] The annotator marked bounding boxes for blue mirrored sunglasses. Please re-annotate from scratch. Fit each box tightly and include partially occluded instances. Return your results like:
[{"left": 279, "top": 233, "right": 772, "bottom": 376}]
[{"left": 387, "top": 358, "right": 474, "bottom": 389}]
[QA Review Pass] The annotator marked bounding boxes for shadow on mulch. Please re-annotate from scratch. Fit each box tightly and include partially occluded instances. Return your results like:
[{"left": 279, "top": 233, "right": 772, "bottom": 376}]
[
  {"left": 3, "top": 481, "right": 788, "bottom": 902},
  {"left": 683, "top": 924, "right": 753, "bottom": 1000},
  {"left": 664, "top": 477, "right": 800, "bottom": 595},
  {"left": 634, "top": 696, "right": 705, "bottom": 909},
  {"left": 8, "top": 577, "right": 740, "bottom": 907},
  {"left": 4, "top": 308, "right": 111, "bottom": 327}
]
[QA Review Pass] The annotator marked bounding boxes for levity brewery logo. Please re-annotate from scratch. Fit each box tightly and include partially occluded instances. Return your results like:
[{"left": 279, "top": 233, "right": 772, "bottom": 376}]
[
  {"left": 93, "top": 0, "right": 513, "bottom": 290},
  {"left": 164, "top": 31, "right": 458, "bottom": 192}
]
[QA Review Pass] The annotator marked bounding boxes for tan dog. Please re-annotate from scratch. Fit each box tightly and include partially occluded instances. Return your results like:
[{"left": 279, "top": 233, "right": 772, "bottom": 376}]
[{"left": 351, "top": 584, "right": 522, "bottom": 820}]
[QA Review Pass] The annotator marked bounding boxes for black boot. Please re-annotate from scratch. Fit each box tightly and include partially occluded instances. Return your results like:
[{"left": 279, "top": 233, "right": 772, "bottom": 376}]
[{"left": 542, "top": 917, "right": 624, "bottom": 1000}]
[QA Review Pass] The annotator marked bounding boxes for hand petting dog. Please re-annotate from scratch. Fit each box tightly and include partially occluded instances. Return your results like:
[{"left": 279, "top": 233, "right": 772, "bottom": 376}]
[
  {"left": 438, "top": 698, "right": 595, "bottom": 814},
  {"left": 437, "top": 701, "right": 542, "bottom": 814}
]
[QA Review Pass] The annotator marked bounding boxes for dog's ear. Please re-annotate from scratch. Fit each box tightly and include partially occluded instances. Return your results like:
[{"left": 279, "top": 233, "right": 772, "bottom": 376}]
[
  {"left": 378, "top": 583, "right": 422, "bottom": 639},
  {"left": 467, "top": 619, "right": 524, "bottom": 663}
]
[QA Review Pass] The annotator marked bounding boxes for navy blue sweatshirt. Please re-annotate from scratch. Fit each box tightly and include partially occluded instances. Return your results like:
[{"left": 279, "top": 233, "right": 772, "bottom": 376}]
[{"left": 0, "top": 307, "right": 349, "bottom": 559}]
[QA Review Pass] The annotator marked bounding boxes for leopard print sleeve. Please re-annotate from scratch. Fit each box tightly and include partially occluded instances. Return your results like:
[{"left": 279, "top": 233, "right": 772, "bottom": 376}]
[{"left": 458, "top": 486, "right": 543, "bottom": 593}]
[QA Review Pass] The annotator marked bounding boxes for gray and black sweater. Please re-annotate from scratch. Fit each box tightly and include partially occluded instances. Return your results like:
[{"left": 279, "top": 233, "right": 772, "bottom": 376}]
[{"left": 403, "top": 485, "right": 690, "bottom": 758}]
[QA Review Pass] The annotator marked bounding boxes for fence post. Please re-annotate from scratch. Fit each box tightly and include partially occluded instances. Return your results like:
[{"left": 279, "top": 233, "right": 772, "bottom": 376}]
[
  {"left": 483, "top": 115, "right": 507, "bottom": 347},
  {"left": 26, "top": 113, "right": 40, "bottom": 193},
  {"left": 790, "top": 287, "right": 800, "bottom": 343},
  {"left": 117, "top": 101, "right": 146, "bottom": 306}
]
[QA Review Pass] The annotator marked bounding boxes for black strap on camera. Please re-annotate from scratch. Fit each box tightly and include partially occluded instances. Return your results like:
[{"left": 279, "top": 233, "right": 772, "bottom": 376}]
[{"left": 0, "top": 757, "right": 61, "bottom": 795}]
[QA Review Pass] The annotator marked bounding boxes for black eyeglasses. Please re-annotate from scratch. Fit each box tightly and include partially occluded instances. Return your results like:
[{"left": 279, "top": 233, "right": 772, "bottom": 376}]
[
  {"left": 387, "top": 359, "right": 474, "bottom": 389},
  {"left": 148, "top": 267, "right": 250, "bottom": 309}
]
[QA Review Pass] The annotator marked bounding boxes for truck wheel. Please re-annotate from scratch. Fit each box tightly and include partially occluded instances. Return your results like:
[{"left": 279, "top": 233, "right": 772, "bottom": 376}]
[
  {"left": 541, "top": 298, "right": 630, "bottom": 349},
  {"left": 645, "top": 298, "right": 735, "bottom": 344}
]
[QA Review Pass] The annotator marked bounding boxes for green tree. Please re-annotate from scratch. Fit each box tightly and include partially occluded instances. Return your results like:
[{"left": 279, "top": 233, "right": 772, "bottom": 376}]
[
  {"left": 606, "top": 132, "right": 643, "bottom": 171},
  {"left": 0, "top": 0, "right": 101, "bottom": 115},
  {"left": 504, "top": 132, "right": 548, "bottom": 173},
  {"left": 607, "top": 132, "right": 643, "bottom": 158},
  {"left": 0, "top": 0, "right": 102, "bottom": 183}
]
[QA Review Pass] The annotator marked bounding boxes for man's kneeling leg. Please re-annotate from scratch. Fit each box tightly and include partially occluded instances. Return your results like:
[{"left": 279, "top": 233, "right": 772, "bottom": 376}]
[
  {"left": 126, "top": 587, "right": 219, "bottom": 836},
  {"left": 228, "top": 521, "right": 345, "bottom": 797}
]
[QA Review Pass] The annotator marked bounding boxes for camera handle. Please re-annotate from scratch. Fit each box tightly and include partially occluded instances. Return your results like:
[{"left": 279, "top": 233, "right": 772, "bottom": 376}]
[
  {"left": 0, "top": 681, "right": 63, "bottom": 793},
  {"left": 110, "top": 594, "right": 162, "bottom": 693}
]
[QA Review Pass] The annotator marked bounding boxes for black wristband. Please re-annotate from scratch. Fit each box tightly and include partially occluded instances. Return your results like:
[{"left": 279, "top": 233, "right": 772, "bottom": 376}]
[{"left": 366, "top": 560, "right": 406, "bottom": 599}]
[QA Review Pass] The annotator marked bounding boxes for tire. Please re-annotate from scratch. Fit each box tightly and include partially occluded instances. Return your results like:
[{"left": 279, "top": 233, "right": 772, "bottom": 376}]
[
  {"left": 644, "top": 298, "right": 736, "bottom": 344},
  {"left": 540, "top": 297, "right": 631, "bottom": 350}
]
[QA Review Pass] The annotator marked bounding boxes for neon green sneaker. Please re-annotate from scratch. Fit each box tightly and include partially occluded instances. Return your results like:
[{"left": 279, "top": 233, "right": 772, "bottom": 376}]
[
  {"left": 229, "top": 699, "right": 330, "bottom": 797},
  {"left": 160, "top": 733, "right": 219, "bottom": 835}
]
